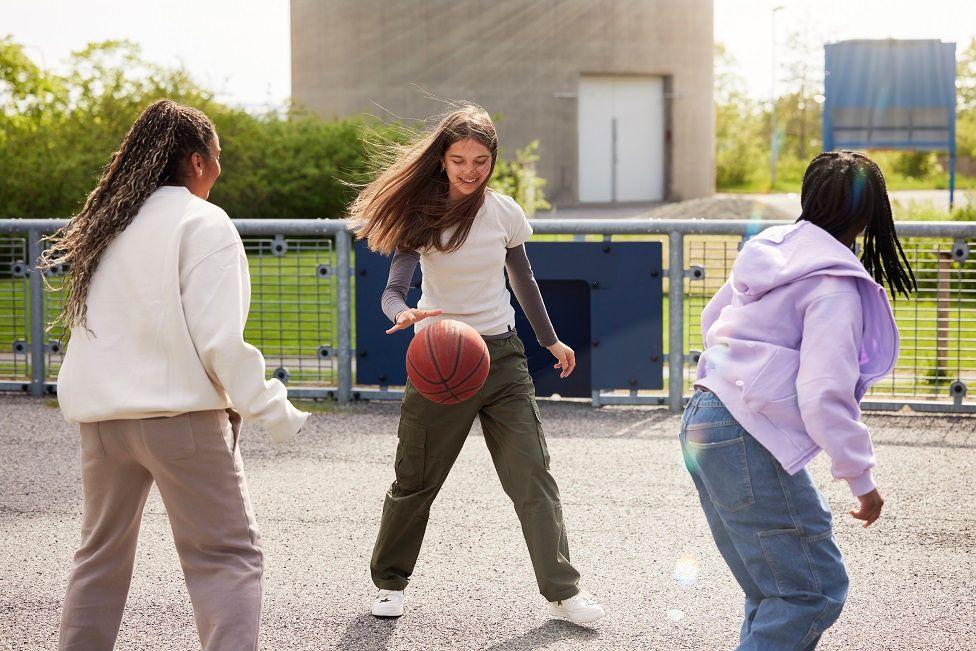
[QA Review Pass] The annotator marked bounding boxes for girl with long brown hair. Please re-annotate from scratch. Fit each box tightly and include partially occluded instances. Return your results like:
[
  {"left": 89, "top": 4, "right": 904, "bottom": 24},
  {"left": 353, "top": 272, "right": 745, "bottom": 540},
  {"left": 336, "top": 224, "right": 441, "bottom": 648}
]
[
  {"left": 45, "top": 99, "right": 308, "bottom": 650},
  {"left": 351, "top": 104, "right": 605, "bottom": 623}
]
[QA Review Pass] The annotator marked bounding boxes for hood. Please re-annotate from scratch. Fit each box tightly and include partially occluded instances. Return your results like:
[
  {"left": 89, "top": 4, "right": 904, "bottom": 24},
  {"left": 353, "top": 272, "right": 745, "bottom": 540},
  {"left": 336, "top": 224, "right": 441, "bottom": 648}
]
[
  {"left": 731, "top": 220, "right": 875, "bottom": 299},
  {"left": 732, "top": 220, "right": 900, "bottom": 398}
]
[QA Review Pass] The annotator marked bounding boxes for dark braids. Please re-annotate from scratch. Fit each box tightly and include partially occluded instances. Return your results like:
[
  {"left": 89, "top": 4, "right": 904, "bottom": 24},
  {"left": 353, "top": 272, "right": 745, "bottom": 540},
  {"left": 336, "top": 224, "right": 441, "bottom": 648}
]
[
  {"left": 39, "top": 99, "right": 217, "bottom": 330},
  {"left": 797, "top": 150, "right": 917, "bottom": 298}
]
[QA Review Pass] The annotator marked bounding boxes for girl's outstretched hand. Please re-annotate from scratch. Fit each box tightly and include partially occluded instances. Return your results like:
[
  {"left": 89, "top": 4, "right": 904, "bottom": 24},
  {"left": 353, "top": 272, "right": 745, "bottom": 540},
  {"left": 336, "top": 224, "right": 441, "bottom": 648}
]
[
  {"left": 547, "top": 341, "right": 576, "bottom": 378},
  {"left": 385, "top": 308, "right": 443, "bottom": 334},
  {"left": 849, "top": 488, "right": 884, "bottom": 528}
]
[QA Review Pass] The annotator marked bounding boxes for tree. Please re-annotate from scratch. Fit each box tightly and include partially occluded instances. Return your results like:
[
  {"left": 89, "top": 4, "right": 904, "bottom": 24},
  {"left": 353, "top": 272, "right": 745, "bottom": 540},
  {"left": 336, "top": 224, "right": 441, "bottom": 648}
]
[
  {"left": 958, "top": 38, "right": 976, "bottom": 112},
  {"left": 777, "top": 28, "right": 823, "bottom": 161},
  {"left": 956, "top": 38, "right": 976, "bottom": 161},
  {"left": 0, "top": 37, "right": 548, "bottom": 219},
  {"left": 714, "top": 43, "right": 765, "bottom": 188}
]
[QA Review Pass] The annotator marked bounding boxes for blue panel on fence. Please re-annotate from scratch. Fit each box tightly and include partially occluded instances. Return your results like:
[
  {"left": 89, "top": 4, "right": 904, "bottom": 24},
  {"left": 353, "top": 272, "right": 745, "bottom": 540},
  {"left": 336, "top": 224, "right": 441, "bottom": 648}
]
[{"left": 354, "top": 241, "right": 664, "bottom": 397}]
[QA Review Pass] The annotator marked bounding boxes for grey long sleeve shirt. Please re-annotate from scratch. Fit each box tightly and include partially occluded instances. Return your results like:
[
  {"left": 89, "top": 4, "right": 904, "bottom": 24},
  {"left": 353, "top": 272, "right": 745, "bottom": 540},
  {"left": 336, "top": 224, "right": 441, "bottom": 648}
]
[{"left": 380, "top": 245, "right": 559, "bottom": 347}]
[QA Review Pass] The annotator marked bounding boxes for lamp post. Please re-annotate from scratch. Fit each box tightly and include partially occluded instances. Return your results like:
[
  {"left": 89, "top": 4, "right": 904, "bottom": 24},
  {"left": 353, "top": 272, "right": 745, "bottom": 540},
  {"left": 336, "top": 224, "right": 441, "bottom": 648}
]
[{"left": 770, "top": 5, "right": 784, "bottom": 188}]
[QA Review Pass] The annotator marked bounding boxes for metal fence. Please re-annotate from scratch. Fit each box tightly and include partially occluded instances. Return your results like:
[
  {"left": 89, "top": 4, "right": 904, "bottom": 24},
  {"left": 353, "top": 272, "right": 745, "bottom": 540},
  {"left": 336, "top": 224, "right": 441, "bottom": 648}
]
[{"left": 1, "top": 218, "right": 973, "bottom": 414}]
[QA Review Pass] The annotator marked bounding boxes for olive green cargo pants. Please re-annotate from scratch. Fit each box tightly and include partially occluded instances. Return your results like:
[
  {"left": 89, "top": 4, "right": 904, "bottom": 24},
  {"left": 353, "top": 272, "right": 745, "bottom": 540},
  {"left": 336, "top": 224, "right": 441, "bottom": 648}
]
[{"left": 370, "top": 335, "right": 581, "bottom": 602}]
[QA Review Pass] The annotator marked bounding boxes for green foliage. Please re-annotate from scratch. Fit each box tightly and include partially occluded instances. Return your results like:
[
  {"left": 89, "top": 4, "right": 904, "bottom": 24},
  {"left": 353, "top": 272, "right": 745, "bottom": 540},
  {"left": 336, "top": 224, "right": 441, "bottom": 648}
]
[
  {"left": 489, "top": 140, "right": 550, "bottom": 216},
  {"left": 891, "top": 194, "right": 976, "bottom": 221},
  {"left": 890, "top": 151, "right": 942, "bottom": 178},
  {"left": 958, "top": 109, "right": 976, "bottom": 161},
  {"left": 716, "top": 36, "right": 976, "bottom": 194},
  {"left": 208, "top": 110, "right": 385, "bottom": 219},
  {"left": 958, "top": 38, "right": 976, "bottom": 112},
  {"left": 0, "top": 37, "right": 548, "bottom": 220},
  {"left": 714, "top": 44, "right": 765, "bottom": 188},
  {"left": 957, "top": 39, "right": 976, "bottom": 163},
  {"left": 950, "top": 201, "right": 976, "bottom": 222}
]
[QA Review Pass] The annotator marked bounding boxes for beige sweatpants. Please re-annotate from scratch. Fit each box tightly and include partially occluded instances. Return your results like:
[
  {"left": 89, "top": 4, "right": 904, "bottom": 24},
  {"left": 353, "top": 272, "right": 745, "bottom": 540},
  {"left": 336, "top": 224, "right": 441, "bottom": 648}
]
[{"left": 58, "top": 409, "right": 263, "bottom": 651}]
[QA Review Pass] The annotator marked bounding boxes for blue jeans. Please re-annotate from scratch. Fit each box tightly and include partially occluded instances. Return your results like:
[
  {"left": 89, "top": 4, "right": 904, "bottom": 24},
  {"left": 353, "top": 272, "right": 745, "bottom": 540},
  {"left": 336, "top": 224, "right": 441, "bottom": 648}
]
[{"left": 679, "top": 389, "right": 849, "bottom": 651}]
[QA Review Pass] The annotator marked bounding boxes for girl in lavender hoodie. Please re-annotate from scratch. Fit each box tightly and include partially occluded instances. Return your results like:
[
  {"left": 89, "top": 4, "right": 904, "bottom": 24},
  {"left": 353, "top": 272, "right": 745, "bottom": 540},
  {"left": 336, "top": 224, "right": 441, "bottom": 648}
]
[{"left": 682, "top": 151, "right": 916, "bottom": 650}]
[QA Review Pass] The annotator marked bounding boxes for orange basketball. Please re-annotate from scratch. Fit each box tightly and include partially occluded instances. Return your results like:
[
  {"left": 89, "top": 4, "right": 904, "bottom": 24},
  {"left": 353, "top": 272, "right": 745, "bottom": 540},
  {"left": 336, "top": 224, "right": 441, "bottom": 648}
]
[{"left": 406, "top": 319, "right": 490, "bottom": 404}]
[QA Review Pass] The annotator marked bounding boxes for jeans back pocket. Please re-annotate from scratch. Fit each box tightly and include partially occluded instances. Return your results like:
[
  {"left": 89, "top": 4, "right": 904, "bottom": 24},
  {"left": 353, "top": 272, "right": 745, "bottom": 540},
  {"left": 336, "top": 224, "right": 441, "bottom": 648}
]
[{"left": 684, "top": 422, "right": 755, "bottom": 512}]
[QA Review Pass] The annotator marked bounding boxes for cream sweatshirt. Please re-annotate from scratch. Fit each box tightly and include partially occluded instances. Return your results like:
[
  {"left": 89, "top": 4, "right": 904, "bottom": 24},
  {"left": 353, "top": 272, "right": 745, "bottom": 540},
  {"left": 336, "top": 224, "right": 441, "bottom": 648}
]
[{"left": 56, "top": 185, "right": 308, "bottom": 443}]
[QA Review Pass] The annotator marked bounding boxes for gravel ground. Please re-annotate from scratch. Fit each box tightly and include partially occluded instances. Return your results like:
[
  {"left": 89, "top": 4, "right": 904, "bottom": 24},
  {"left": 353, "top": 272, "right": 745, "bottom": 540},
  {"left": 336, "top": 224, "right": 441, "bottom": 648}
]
[
  {"left": 1, "top": 395, "right": 975, "bottom": 650},
  {"left": 536, "top": 196, "right": 791, "bottom": 221},
  {"left": 644, "top": 196, "right": 791, "bottom": 220}
]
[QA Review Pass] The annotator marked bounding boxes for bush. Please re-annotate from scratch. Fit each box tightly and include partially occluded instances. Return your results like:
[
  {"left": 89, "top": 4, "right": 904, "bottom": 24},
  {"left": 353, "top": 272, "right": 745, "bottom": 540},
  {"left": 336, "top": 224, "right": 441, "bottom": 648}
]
[
  {"left": 891, "top": 151, "right": 943, "bottom": 179},
  {"left": 890, "top": 195, "right": 976, "bottom": 221},
  {"left": 0, "top": 38, "right": 548, "bottom": 220},
  {"left": 715, "top": 102, "right": 765, "bottom": 189},
  {"left": 489, "top": 140, "right": 550, "bottom": 216},
  {"left": 208, "top": 110, "right": 388, "bottom": 219}
]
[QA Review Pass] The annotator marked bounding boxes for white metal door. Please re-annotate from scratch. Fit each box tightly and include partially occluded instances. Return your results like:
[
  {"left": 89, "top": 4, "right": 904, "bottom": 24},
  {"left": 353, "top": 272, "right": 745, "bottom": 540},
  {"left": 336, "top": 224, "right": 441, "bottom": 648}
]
[
  {"left": 578, "top": 78, "right": 615, "bottom": 202},
  {"left": 578, "top": 76, "right": 664, "bottom": 202}
]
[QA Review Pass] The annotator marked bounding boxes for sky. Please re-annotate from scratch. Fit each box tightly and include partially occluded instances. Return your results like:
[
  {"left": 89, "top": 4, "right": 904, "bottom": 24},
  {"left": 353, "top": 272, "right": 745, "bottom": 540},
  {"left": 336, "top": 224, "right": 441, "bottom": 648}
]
[
  {"left": 715, "top": 0, "right": 976, "bottom": 99},
  {"left": 0, "top": 0, "right": 292, "bottom": 110},
  {"left": 2, "top": 0, "right": 974, "bottom": 108}
]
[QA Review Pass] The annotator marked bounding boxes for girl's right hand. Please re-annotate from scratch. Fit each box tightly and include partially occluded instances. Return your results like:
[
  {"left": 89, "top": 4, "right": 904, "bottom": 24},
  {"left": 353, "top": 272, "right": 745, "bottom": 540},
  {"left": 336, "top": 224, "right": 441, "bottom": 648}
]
[
  {"left": 849, "top": 488, "right": 884, "bottom": 528},
  {"left": 385, "top": 308, "right": 444, "bottom": 334}
]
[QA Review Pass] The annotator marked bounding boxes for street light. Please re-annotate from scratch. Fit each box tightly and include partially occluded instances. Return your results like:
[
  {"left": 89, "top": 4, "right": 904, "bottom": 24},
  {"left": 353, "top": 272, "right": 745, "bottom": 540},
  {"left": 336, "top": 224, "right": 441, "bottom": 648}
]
[{"left": 770, "top": 5, "right": 785, "bottom": 188}]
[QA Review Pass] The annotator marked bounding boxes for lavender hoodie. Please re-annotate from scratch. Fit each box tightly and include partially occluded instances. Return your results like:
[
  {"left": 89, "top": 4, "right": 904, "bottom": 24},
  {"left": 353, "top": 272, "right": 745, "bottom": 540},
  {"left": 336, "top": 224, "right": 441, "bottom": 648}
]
[{"left": 695, "top": 220, "right": 899, "bottom": 497}]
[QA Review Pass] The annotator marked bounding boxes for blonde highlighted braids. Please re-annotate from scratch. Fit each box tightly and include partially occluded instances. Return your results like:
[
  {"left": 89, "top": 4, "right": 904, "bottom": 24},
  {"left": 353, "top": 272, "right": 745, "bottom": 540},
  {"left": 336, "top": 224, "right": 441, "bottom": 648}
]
[{"left": 39, "top": 99, "right": 216, "bottom": 330}]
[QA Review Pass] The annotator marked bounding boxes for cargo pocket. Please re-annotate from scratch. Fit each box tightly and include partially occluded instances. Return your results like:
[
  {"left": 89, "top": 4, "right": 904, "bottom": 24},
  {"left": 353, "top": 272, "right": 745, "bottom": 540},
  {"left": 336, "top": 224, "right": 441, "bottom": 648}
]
[
  {"left": 529, "top": 397, "right": 551, "bottom": 471},
  {"left": 758, "top": 528, "right": 819, "bottom": 595},
  {"left": 394, "top": 416, "right": 427, "bottom": 492},
  {"left": 140, "top": 413, "right": 196, "bottom": 460}
]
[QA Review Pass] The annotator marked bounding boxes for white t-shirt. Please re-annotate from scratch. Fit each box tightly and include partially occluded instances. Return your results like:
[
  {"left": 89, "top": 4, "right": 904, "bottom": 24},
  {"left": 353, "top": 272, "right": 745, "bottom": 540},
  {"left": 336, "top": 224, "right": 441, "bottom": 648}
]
[
  {"left": 416, "top": 190, "right": 533, "bottom": 336},
  {"left": 56, "top": 185, "right": 308, "bottom": 442}
]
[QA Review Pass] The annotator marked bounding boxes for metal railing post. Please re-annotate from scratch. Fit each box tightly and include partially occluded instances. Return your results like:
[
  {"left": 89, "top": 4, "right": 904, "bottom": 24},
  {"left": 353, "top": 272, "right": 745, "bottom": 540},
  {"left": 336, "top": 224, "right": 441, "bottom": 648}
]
[
  {"left": 27, "top": 229, "right": 46, "bottom": 396},
  {"left": 668, "top": 230, "right": 684, "bottom": 413},
  {"left": 336, "top": 228, "right": 353, "bottom": 405}
]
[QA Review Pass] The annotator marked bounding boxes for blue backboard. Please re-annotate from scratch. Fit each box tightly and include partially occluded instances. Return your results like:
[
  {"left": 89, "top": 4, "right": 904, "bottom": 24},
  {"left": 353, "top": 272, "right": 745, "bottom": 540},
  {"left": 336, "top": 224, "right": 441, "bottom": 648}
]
[{"left": 823, "top": 39, "right": 957, "bottom": 204}]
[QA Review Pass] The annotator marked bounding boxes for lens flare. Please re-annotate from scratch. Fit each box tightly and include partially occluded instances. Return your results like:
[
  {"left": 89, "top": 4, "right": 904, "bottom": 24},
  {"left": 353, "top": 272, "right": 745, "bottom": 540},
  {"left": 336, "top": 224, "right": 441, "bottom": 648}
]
[
  {"left": 674, "top": 554, "right": 700, "bottom": 589},
  {"left": 745, "top": 201, "right": 765, "bottom": 239},
  {"left": 667, "top": 609, "right": 685, "bottom": 622},
  {"left": 681, "top": 445, "right": 701, "bottom": 474},
  {"left": 701, "top": 344, "right": 731, "bottom": 374},
  {"left": 851, "top": 167, "right": 867, "bottom": 211}
]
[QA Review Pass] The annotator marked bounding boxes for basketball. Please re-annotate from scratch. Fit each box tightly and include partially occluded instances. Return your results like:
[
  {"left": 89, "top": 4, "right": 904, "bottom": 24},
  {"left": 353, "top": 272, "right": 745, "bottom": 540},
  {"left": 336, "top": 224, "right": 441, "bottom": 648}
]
[{"left": 406, "top": 319, "right": 490, "bottom": 404}]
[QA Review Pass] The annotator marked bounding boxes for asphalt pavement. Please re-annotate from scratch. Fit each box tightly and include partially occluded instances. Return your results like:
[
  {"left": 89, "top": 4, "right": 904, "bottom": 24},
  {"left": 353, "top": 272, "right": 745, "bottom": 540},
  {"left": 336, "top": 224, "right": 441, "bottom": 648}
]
[{"left": 1, "top": 395, "right": 974, "bottom": 650}]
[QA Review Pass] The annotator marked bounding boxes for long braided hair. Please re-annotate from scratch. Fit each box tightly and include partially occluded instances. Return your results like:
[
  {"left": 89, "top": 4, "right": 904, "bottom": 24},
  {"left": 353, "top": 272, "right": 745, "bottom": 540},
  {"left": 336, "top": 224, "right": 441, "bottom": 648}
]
[
  {"left": 797, "top": 150, "right": 917, "bottom": 298},
  {"left": 39, "top": 99, "right": 217, "bottom": 330}
]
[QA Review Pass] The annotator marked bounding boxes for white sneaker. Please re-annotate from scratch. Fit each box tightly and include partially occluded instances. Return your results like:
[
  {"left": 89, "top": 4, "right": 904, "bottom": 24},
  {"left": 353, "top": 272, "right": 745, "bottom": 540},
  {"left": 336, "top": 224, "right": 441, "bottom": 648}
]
[
  {"left": 371, "top": 589, "right": 404, "bottom": 617},
  {"left": 548, "top": 591, "right": 606, "bottom": 624}
]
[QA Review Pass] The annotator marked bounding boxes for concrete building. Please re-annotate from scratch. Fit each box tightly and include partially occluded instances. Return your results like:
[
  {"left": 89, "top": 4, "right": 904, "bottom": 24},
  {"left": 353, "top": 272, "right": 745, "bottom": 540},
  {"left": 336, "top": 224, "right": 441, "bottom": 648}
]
[{"left": 291, "top": 0, "right": 714, "bottom": 205}]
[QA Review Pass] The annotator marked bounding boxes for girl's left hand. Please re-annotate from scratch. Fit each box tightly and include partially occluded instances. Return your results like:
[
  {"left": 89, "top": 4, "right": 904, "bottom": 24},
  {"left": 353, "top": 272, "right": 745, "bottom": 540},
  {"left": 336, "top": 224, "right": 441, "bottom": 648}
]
[{"left": 547, "top": 341, "right": 576, "bottom": 378}]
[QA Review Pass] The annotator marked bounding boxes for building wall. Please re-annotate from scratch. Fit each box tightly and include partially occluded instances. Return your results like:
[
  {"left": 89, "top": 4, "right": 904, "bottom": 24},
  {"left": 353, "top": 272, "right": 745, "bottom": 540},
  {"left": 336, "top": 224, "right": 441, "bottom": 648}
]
[{"left": 291, "top": 0, "right": 714, "bottom": 204}]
